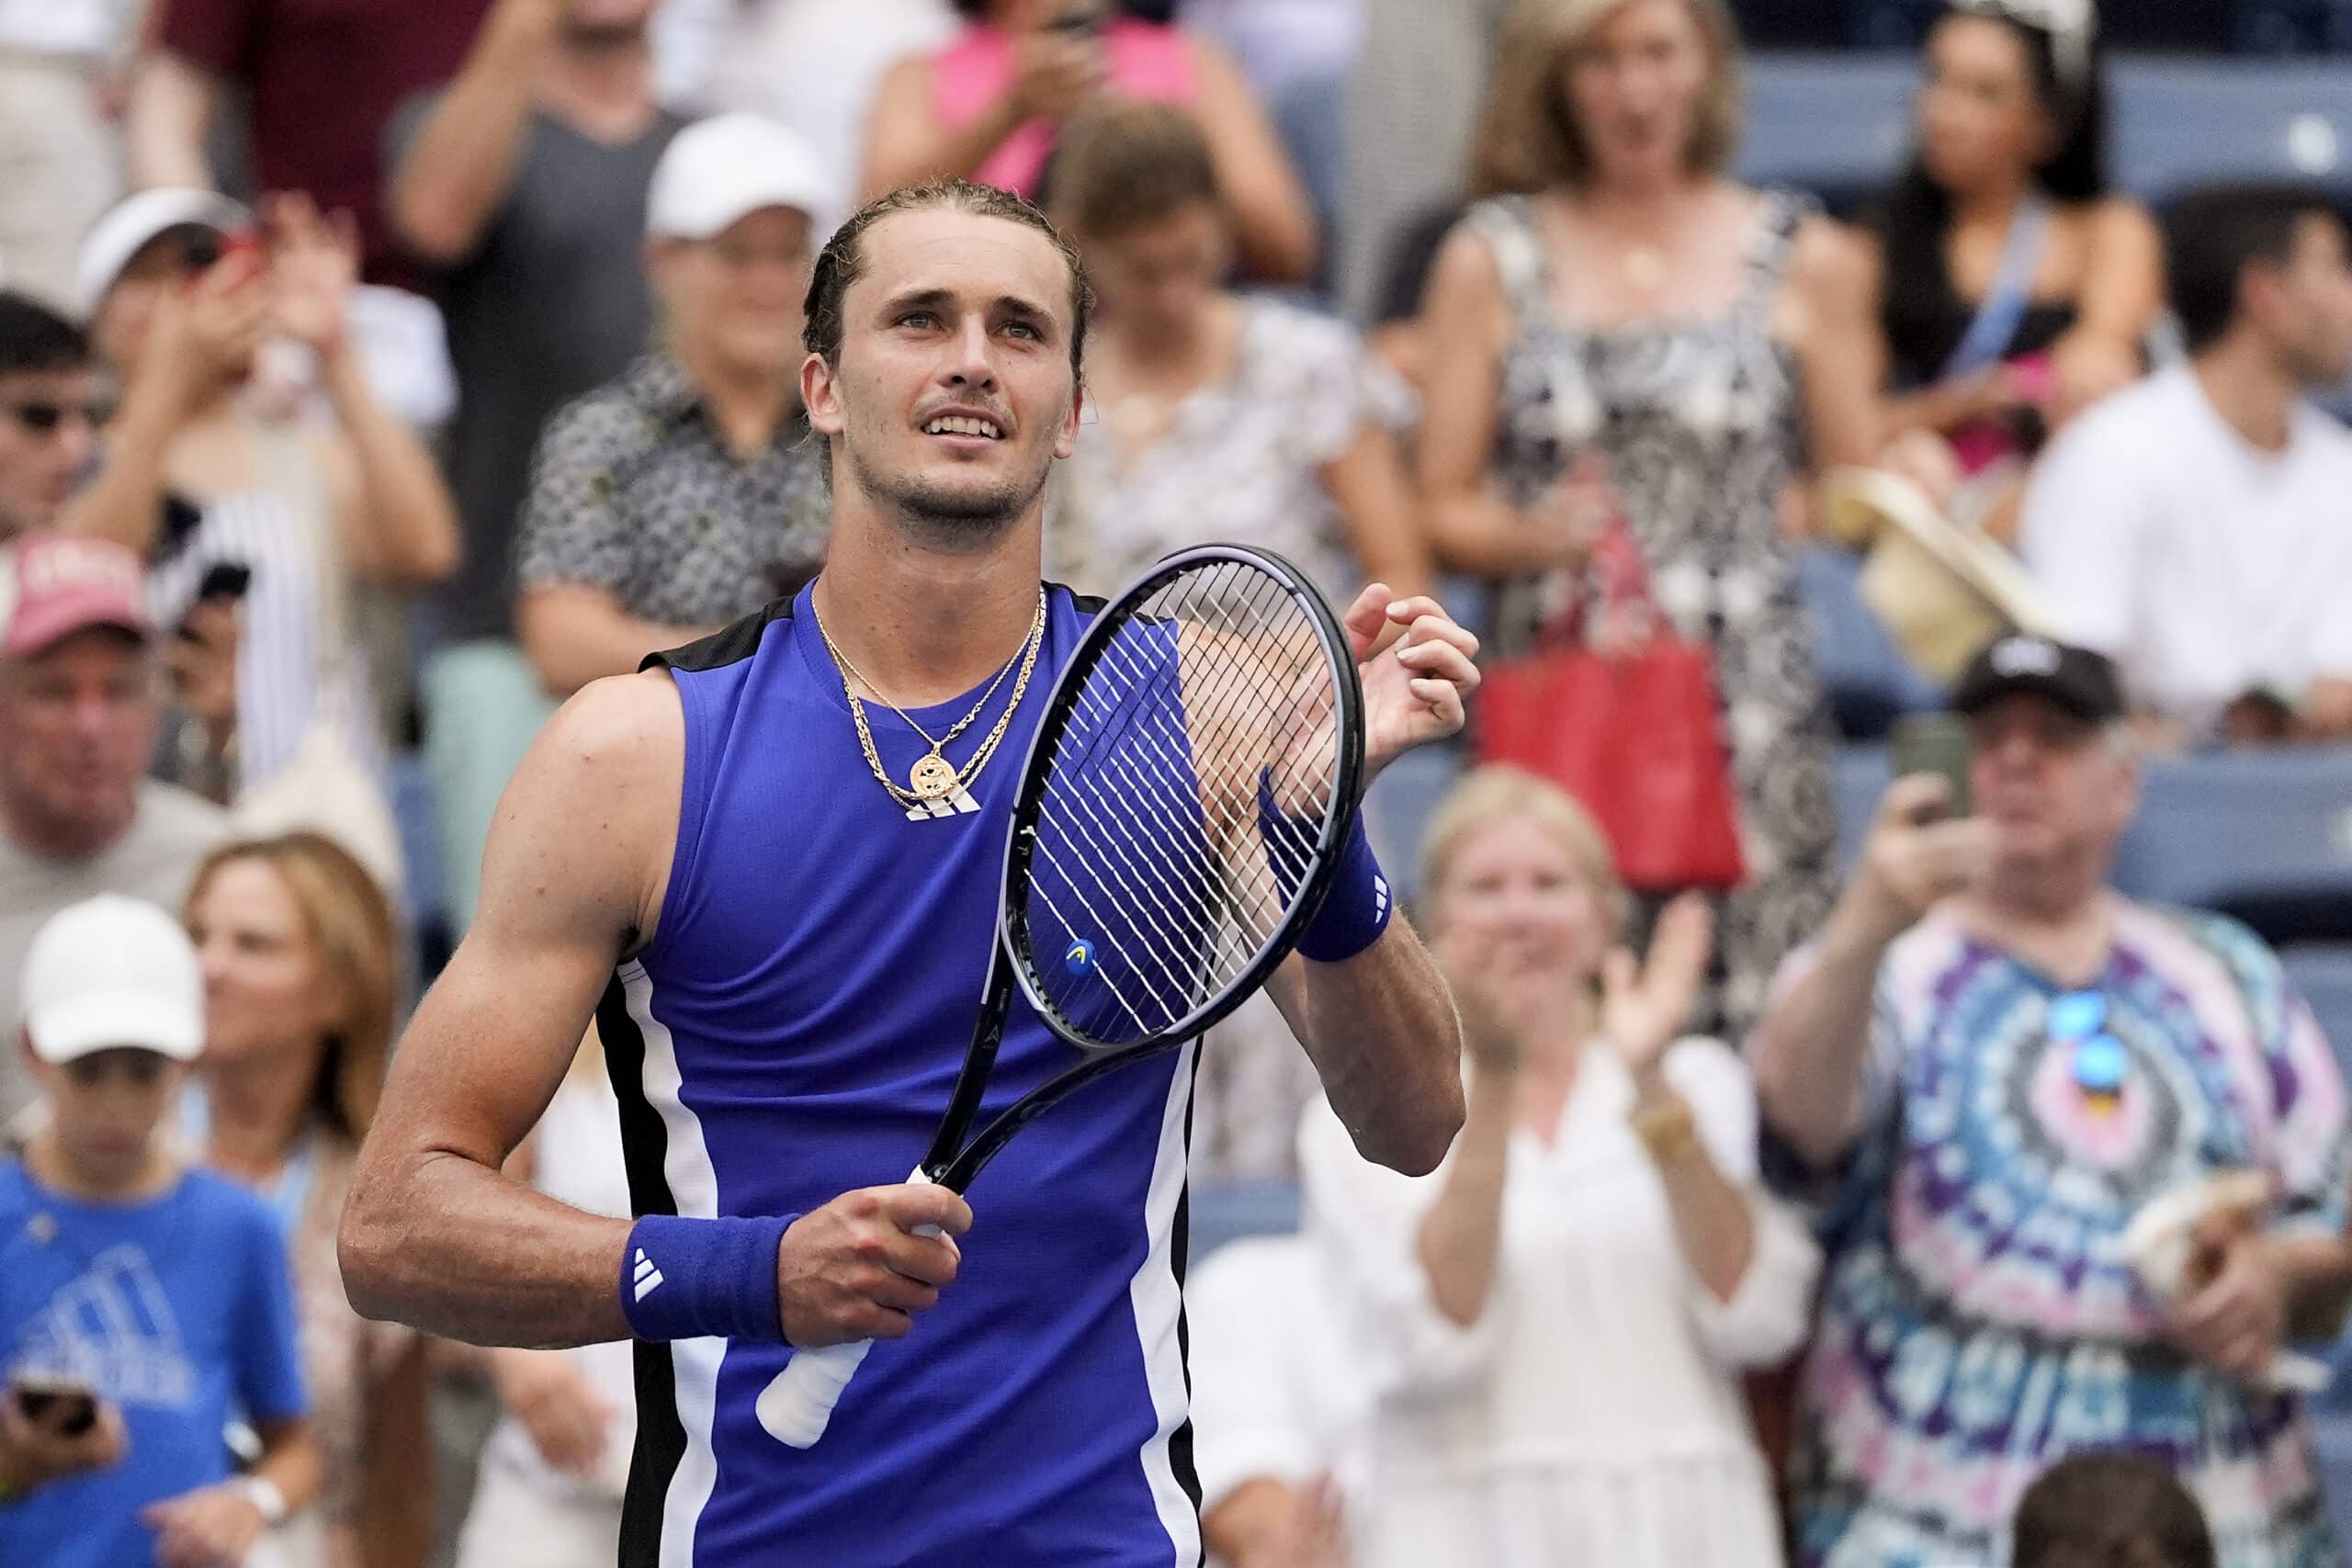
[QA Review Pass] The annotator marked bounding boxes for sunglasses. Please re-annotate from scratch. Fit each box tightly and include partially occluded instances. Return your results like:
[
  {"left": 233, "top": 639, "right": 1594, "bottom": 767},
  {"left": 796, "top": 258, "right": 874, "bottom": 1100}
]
[
  {"left": 2049, "top": 989, "right": 2129, "bottom": 1101},
  {"left": 3, "top": 399, "right": 112, "bottom": 435}
]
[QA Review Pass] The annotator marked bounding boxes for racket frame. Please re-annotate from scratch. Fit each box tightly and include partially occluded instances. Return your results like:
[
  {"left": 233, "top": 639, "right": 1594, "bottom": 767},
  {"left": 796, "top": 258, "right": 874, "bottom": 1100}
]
[{"left": 922, "top": 543, "right": 1366, "bottom": 1192}]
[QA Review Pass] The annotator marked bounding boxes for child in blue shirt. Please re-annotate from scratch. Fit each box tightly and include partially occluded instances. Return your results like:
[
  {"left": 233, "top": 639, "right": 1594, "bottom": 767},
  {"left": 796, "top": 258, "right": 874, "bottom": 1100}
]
[{"left": 0, "top": 895, "right": 317, "bottom": 1568}]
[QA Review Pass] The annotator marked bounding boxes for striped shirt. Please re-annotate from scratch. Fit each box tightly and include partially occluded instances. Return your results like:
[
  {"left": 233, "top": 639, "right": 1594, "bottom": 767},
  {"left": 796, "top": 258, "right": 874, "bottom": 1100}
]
[{"left": 149, "top": 448, "right": 380, "bottom": 797}]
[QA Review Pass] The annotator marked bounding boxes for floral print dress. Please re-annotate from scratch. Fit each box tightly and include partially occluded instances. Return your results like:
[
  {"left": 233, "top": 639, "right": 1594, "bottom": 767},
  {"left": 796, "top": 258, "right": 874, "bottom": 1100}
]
[{"left": 1465, "top": 191, "right": 1839, "bottom": 1037}]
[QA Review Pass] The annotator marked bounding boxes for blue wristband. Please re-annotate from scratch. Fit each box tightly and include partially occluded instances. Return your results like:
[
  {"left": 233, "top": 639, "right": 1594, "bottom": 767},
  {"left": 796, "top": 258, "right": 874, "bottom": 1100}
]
[
  {"left": 620, "top": 1213, "right": 796, "bottom": 1344},
  {"left": 1276, "top": 806, "right": 1393, "bottom": 965}
]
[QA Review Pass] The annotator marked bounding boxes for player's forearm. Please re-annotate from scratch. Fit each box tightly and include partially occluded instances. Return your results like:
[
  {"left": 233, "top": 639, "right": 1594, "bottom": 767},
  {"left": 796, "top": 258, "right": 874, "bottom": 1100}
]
[
  {"left": 1295, "top": 921, "right": 1464, "bottom": 1176},
  {"left": 340, "top": 1148, "right": 636, "bottom": 1347}
]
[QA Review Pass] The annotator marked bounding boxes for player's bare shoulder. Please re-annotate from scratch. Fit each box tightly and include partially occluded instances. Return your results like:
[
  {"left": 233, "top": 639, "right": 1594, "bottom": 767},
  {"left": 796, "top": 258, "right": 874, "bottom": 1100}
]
[{"left": 486, "top": 668, "right": 687, "bottom": 955}]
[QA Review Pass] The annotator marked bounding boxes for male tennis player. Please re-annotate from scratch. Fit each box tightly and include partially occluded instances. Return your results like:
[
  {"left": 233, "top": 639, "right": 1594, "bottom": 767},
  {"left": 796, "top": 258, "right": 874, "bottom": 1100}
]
[{"left": 341, "top": 180, "right": 1476, "bottom": 1567}]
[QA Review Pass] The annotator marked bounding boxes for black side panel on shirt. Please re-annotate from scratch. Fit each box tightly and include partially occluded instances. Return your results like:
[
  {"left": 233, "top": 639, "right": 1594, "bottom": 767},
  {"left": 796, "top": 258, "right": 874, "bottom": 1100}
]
[
  {"left": 1168, "top": 1043, "right": 1204, "bottom": 1520},
  {"left": 597, "top": 972, "right": 685, "bottom": 1568},
  {"left": 640, "top": 595, "right": 799, "bottom": 677}
]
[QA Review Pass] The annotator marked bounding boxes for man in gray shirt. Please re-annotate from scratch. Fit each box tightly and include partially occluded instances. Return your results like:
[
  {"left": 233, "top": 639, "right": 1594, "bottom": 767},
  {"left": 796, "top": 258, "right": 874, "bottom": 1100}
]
[
  {"left": 0, "top": 533, "right": 227, "bottom": 1123},
  {"left": 387, "top": 0, "right": 685, "bottom": 933}
]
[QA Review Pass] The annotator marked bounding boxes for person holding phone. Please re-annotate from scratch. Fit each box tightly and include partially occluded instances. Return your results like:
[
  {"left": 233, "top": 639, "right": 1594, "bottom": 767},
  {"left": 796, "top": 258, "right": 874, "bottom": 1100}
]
[
  {"left": 2, "top": 896, "right": 320, "bottom": 1568},
  {"left": 1748, "top": 633, "right": 2352, "bottom": 1568},
  {"left": 59, "top": 186, "right": 458, "bottom": 886},
  {"left": 860, "top": 0, "right": 1319, "bottom": 282}
]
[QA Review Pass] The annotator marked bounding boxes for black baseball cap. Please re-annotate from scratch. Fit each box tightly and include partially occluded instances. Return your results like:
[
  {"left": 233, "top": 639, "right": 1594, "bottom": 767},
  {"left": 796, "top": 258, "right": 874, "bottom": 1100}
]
[{"left": 1950, "top": 634, "right": 2126, "bottom": 724}]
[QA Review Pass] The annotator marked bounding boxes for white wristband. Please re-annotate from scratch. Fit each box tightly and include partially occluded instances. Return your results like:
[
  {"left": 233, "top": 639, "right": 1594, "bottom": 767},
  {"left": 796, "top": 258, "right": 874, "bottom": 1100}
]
[{"left": 238, "top": 1475, "right": 290, "bottom": 1528}]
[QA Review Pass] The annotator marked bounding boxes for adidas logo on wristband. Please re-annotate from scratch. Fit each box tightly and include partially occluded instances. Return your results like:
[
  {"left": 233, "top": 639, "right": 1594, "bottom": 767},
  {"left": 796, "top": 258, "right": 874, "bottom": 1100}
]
[{"left": 633, "top": 1247, "right": 665, "bottom": 1302}]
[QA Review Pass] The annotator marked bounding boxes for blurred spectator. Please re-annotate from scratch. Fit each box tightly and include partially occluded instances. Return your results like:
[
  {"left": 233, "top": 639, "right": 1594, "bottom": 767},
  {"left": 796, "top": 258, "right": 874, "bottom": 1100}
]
[
  {"left": 0, "top": 295, "right": 105, "bottom": 540},
  {"left": 185, "top": 833, "right": 432, "bottom": 1568},
  {"left": 513, "top": 113, "right": 831, "bottom": 698},
  {"left": 127, "top": 0, "right": 492, "bottom": 423},
  {"left": 1046, "top": 104, "right": 1427, "bottom": 605},
  {"left": 2011, "top": 1452, "right": 2217, "bottom": 1568},
  {"left": 1046, "top": 99, "right": 1428, "bottom": 1181},
  {"left": 1418, "top": 0, "right": 1880, "bottom": 1034},
  {"left": 1, "top": 893, "right": 319, "bottom": 1568},
  {"left": 1748, "top": 635, "right": 2352, "bottom": 1568},
  {"left": 861, "top": 0, "right": 1319, "bottom": 283},
  {"left": 63, "top": 189, "right": 458, "bottom": 885},
  {"left": 1338, "top": 0, "right": 1507, "bottom": 320},
  {"left": 0, "top": 533, "right": 226, "bottom": 1126},
  {"left": 127, "top": 0, "right": 485, "bottom": 288},
  {"left": 704, "top": 0, "right": 956, "bottom": 197},
  {"left": 0, "top": 0, "right": 133, "bottom": 310},
  {"left": 1301, "top": 766, "right": 1819, "bottom": 1568},
  {"left": 2020, "top": 186, "right": 2352, "bottom": 750},
  {"left": 1190, "top": 1234, "right": 1360, "bottom": 1568},
  {"left": 450, "top": 1027, "right": 633, "bottom": 1568},
  {"left": 386, "top": 0, "right": 684, "bottom": 933},
  {"left": 1865, "top": 0, "right": 2161, "bottom": 526}
]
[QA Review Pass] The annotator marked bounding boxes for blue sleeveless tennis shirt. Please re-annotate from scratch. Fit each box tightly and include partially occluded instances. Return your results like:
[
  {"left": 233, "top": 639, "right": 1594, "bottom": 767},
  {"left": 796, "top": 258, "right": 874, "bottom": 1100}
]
[{"left": 596, "top": 581, "right": 1204, "bottom": 1568}]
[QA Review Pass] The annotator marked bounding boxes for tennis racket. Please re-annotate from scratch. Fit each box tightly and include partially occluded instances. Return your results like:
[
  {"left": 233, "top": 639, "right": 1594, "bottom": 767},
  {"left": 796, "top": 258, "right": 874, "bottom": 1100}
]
[{"left": 755, "top": 543, "right": 1367, "bottom": 1448}]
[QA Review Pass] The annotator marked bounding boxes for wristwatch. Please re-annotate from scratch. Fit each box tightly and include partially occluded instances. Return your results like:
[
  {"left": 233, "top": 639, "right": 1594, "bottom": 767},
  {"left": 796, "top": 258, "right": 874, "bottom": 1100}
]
[{"left": 237, "top": 1475, "right": 290, "bottom": 1528}]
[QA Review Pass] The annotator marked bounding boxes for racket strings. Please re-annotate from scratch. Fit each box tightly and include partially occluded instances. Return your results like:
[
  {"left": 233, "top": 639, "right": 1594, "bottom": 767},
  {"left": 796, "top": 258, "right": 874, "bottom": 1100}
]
[
  {"left": 1022, "top": 558, "right": 1346, "bottom": 1045},
  {"left": 1048, "top": 580, "right": 1306, "bottom": 964}
]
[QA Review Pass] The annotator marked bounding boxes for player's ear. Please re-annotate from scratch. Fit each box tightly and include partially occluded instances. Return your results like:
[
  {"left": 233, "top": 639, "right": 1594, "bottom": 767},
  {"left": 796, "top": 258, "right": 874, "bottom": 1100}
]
[
  {"left": 803, "top": 352, "right": 845, "bottom": 438},
  {"left": 1054, "top": 376, "right": 1083, "bottom": 461}
]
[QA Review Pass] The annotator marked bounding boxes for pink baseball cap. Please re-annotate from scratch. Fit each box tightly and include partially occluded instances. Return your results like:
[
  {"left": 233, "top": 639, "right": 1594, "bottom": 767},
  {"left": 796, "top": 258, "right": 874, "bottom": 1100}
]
[{"left": 0, "top": 534, "right": 152, "bottom": 658}]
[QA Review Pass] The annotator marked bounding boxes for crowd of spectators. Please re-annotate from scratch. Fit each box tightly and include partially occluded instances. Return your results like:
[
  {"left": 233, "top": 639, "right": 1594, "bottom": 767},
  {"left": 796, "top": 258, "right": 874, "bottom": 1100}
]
[{"left": 3, "top": 0, "right": 2352, "bottom": 1564}]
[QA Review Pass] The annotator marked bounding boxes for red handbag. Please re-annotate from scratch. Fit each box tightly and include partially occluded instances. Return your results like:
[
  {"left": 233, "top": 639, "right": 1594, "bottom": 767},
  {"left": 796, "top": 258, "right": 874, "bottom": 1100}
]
[{"left": 1474, "top": 523, "right": 1747, "bottom": 892}]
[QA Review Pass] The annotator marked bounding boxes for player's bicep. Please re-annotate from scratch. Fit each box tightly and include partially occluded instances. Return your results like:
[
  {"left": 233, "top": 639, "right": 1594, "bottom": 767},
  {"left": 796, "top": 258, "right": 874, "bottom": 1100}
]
[{"left": 371, "top": 673, "right": 684, "bottom": 1171}]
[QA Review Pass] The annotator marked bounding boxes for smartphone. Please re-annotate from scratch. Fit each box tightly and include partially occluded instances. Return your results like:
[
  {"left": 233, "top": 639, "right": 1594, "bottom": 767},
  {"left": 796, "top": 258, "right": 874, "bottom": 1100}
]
[
  {"left": 195, "top": 561, "right": 254, "bottom": 603},
  {"left": 1890, "top": 712, "right": 1973, "bottom": 818},
  {"left": 13, "top": 1375, "right": 98, "bottom": 1437},
  {"left": 180, "top": 228, "right": 262, "bottom": 277}
]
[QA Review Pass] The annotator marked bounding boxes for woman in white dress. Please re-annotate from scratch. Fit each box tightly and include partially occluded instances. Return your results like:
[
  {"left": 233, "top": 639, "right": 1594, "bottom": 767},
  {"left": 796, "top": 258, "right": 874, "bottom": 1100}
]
[{"left": 1299, "top": 764, "right": 1820, "bottom": 1568}]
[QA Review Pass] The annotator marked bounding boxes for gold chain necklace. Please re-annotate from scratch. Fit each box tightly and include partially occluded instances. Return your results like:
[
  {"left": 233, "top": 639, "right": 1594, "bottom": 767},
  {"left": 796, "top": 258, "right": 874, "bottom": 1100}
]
[{"left": 812, "top": 587, "right": 1047, "bottom": 805}]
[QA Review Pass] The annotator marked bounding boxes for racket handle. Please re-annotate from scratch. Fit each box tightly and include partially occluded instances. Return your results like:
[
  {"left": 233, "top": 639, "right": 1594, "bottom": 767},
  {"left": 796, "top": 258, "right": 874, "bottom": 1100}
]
[
  {"left": 756, "top": 1335, "right": 874, "bottom": 1448},
  {"left": 755, "top": 1167, "right": 936, "bottom": 1449}
]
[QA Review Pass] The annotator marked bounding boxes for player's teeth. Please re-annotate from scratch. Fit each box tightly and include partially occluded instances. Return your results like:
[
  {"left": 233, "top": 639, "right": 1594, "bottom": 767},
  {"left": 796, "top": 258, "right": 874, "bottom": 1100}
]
[{"left": 926, "top": 417, "right": 1000, "bottom": 437}]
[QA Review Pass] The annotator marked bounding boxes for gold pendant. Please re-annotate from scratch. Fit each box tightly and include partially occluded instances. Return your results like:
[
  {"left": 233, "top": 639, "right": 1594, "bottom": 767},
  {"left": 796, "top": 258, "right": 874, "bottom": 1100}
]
[{"left": 910, "top": 753, "right": 961, "bottom": 801}]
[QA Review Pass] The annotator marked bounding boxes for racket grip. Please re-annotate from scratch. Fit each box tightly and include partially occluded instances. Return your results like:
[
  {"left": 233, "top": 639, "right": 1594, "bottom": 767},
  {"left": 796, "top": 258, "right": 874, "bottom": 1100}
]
[
  {"left": 757, "top": 1336, "right": 874, "bottom": 1448},
  {"left": 755, "top": 1166, "right": 936, "bottom": 1449}
]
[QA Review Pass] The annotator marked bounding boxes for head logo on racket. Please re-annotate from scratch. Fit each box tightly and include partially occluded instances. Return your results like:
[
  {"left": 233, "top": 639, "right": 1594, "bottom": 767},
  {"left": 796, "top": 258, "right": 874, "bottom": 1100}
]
[{"left": 1064, "top": 939, "right": 1096, "bottom": 976}]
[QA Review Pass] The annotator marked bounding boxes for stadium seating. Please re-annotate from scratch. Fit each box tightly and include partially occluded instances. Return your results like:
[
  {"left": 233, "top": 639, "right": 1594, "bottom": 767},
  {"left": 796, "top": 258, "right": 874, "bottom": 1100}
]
[
  {"left": 1741, "top": 54, "right": 2352, "bottom": 211},
  {"left": 1188, "top": 1180, "right": 1306, "bottom": 1261}
]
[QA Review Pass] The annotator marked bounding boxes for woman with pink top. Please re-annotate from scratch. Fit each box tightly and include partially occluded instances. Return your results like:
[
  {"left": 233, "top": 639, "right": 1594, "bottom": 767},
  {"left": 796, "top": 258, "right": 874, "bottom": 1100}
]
[{"left": 860, "top": 0, "right": 1320, "bottom": 282}]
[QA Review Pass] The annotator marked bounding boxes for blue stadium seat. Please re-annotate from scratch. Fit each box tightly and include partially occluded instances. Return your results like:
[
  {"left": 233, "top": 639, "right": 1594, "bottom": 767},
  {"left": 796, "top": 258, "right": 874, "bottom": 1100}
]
[
  {"left": 1798, "top": 547, "right": 1948, "bottom": 741},
  {"left": 1188, "top": 1181, "right": 1304, "bottom": 1263},
  {"left": 389, "top": 750, "right": 445, "bottom": 934},
  {"left": 1831, "top": 745, "right": 1893, "bottom": 875},
  {"left": 2281, "top": 946, "right": 2352, "bottom": 1082},
  {"left": 2112, "top": 62, "right": 2352, "bottom": 202},
  {"left": 1739, "top": 53, "right": 1913, "bottom": 213},
  {"left": 2112, "top": 750, "right": 2352, "bottom": 944}
]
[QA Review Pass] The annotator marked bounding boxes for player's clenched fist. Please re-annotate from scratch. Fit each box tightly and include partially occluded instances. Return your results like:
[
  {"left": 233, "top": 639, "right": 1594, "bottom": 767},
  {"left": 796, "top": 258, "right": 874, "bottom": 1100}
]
[{"left": 777, "top": 1184, "right": 973, "bottom": 1348}]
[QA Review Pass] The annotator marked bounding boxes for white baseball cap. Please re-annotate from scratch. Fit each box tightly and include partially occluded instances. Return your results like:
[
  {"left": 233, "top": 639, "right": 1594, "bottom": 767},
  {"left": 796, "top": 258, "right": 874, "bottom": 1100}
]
[
  {"left": 74, "top": 187, "right": 255, "bottom": 317},
  {"left": 20, "top": 895, "right": 206, "bottom": 1065},
  {"left": 646, "top": 113, "right": 837, "bottom": 243}
]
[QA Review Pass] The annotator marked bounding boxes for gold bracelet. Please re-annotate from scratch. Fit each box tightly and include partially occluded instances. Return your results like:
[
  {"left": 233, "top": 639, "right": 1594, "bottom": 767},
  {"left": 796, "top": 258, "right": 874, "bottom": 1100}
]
[{"left": 1629, "top": 1091, "right": 1701, "bottom": 1165}]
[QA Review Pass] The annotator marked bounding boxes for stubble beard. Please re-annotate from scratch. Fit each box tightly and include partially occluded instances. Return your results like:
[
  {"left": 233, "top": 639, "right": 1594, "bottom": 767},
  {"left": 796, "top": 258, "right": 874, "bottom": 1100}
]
[{"left": 843, "top": 433, "right": 1055, "bottom": 553}]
